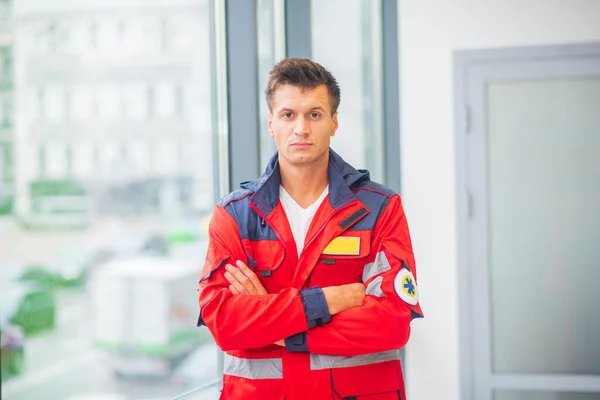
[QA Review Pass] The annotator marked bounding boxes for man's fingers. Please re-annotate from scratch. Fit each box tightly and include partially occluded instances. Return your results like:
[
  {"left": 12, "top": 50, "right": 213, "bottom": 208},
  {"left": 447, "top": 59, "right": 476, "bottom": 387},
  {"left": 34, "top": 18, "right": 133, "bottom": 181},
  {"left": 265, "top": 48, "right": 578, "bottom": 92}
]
[
  {"left": 225, "top": 262, "right": 266, "bottom": 295},
  {"left": 236, "top": 260, "right": 268, "bottom": 295},
  {"left": 229, "top": 284, "right": 240, "bottom": 295},
  {"left": 224, "top": 268, "right": 249, "bottom": 294}
]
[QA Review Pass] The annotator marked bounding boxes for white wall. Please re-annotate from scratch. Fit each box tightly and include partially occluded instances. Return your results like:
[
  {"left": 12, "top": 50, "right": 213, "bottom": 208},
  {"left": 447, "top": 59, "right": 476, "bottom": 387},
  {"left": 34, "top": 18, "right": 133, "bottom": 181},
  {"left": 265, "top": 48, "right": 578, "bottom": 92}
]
[{"left": 398, "top": 1, "right": 600, "bottom": 399}]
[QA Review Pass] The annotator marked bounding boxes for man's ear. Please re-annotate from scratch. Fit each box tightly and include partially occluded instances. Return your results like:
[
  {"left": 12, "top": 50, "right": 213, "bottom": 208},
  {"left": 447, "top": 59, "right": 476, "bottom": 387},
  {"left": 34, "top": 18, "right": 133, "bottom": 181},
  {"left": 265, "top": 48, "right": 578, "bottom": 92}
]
[
  {"left": 331, "top": 112, "right": 339, "bottom": 136},
  {"left": 268, "top": 113, "right": 274, "bottom": 137}
]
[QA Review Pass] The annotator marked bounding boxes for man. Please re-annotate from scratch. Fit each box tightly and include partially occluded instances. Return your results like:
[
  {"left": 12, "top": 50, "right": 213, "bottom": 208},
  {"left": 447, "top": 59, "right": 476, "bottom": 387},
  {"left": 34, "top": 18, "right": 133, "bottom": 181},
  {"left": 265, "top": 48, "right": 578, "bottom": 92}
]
[{"left": 198, "top": 58, "right": 423, "bottom": 399}]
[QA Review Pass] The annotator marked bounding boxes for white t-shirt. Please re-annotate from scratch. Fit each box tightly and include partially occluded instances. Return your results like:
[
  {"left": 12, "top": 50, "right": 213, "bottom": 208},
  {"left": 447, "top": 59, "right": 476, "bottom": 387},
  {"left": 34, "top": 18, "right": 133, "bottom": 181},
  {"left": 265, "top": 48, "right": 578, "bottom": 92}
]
[{"left": 279, "top": 185, "right": 329, "bottom": 257}]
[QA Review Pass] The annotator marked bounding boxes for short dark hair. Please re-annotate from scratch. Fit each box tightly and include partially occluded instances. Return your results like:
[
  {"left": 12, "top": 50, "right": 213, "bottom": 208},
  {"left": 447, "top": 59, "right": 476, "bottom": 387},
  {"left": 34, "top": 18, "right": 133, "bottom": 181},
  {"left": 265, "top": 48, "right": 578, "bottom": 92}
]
[{"left": 265, "top": 58, "right": 341, "bottom": 115}]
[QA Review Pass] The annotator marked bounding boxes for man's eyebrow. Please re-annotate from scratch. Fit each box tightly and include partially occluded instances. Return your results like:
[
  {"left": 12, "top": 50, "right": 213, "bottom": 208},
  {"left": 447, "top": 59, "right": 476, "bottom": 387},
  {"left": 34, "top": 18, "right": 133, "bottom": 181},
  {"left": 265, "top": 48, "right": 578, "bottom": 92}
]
[{"left": 275, "top": 106, "right": 327, "bottom": 114}]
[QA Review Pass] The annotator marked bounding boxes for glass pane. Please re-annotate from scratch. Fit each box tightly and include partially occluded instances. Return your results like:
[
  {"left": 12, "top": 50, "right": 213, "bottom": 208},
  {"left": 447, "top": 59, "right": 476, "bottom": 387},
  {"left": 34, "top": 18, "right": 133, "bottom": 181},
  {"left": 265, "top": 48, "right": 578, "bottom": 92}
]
[
  {"left": 257, "top": 0, "right": 285, "bottom": 167},
  {"left": 0, "top": 41, "right": 12, "bottom": 215},
  {"left": 495, "top": 390, "right": 600, "bottom": 400},
  {"left": 1, "top": 1, "right": 221, "bottom": 398},
  {"left": 311, "top": 0, "right": 384, "bottom": 181},
  {"left": 487, "top": 78, "right": 600, "bottom": 374}
]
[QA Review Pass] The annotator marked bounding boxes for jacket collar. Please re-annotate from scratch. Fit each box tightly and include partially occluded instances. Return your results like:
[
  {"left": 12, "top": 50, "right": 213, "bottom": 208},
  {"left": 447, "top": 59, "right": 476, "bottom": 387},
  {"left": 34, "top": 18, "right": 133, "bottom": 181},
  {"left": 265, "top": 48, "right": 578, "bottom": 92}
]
[{"left": 241, "top": 148, "right": 370, "bottom": 218}]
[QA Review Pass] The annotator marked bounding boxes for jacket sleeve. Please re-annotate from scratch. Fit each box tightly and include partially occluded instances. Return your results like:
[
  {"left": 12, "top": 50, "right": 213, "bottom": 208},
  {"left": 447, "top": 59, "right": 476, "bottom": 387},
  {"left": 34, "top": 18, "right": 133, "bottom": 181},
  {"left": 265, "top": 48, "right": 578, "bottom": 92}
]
[
  {"left": 287, "top": 195, "right": 423, "bottom": 357},
  {"left": 199, "top": 204, "right": 315, "bottom": 351}
]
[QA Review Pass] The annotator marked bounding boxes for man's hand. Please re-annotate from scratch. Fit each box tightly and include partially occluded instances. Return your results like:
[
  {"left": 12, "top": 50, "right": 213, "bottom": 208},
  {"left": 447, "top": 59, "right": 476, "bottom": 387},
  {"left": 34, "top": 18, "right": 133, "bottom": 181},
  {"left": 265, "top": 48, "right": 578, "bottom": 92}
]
[
  {"left": 224, "top": 260, "right": 268, "bottom": 295},
  {"left": 224, "top": 261, "right": 285, "bottom": 347},
  {"left": 322, "top": 283, "right": 366, "bottom": 316},
  {"left": 224, "top": 263, "right": 364, "bottom": 346}
]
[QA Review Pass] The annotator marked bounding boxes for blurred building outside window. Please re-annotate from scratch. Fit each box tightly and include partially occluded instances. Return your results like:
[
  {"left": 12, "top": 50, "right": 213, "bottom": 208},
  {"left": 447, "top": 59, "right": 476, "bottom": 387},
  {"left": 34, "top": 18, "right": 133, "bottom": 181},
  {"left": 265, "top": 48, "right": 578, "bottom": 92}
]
[{"left": 1, "top": 0, "right": 221, "bottom": 399}]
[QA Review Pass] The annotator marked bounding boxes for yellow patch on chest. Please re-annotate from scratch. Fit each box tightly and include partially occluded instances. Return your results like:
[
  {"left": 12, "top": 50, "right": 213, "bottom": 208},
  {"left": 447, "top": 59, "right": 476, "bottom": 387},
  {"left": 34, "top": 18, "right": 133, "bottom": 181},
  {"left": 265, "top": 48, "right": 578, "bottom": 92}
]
[{"left": 322, "top": 236, "right": 361, "bottom": 256}]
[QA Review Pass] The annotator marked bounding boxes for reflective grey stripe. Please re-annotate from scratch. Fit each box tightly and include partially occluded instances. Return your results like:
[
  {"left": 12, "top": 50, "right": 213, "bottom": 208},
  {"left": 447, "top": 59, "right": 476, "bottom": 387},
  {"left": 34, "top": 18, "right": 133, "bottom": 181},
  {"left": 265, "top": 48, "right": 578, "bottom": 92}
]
[
  {"left": 223, "top": 354, "right": 283, "bottom": 379},
  {"left": 310, "top": 350, "right": 401, "bottom": 370},
  {"left": 362, "top": 251, "right": 392, "bottom": 282},
  {"left": 365, "top": 276, "right": 385, "bottom": 297}
]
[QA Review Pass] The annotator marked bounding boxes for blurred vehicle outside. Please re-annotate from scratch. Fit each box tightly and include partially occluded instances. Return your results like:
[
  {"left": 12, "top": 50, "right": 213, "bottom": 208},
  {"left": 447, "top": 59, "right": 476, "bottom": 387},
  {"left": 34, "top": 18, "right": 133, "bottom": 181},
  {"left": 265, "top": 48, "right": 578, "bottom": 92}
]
[
  {"left": 0, "top": 231, "right": 172, "bottom": 293},
  {"left": 44, "top": 246, "right": 115, "bottom": 288},
  {"left": 0, "top": 283, "right": 56, "bottom": 337},
  {"left": 0, "top": 261, "right": 33, "bottom": 283},
  {"left": 0, "top": 250, "right": 110, "bottom": 290},
  {"left": 44, "top": 234, "right": 171, "bottom": 290},
  {"left": 90, "top": 257, "right": 210, "bottom": 378},
  {"left": 0, "top": 320, "right": 26, "bottom": 381},
  {"left": 0, "top": 181, "right": 12, "bottom": 215}
]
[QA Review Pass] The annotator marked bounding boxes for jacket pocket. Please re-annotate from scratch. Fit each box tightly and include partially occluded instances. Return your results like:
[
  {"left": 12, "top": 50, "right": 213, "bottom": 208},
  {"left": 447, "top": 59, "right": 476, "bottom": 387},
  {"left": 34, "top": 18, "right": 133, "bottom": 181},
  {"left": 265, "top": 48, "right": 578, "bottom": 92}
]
[
  {"left": 200, "top": 248, "right": 231, "bottom": 283},
  {"left": 313, "top": 231, "right": 372, "bottom": 286},
  {"left": 242, "top": 238, "right": 286, "bottom": 277},
  {"left": 331, "top": 360, "right": 402, "bottom": 399}
]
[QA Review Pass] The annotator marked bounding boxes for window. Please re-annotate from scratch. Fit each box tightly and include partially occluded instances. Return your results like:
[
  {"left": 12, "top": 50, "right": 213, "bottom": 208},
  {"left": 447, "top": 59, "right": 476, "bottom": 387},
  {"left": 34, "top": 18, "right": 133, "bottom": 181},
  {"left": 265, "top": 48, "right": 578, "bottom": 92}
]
[
  {"left": 257, "top": 0, "right": 285, "bottom": 167},
  {"left": 65, "top": 145, "right": 73, "bottom": 177},
  {"left": 175, "top": 85, "right": 184, "bottom": 118},
  {"left": 46, "top": 24, "right": 58, "bottom": 52},
  {"left": 37, "top": 146, "right": 46, "bottom": 177},
  {"left": 46, "top": 142, "right": 66, "bottom": 178},
  {"left": 1, "top": 100, "right": 11, "bottom": 128},
  {"left": 89, "top": 22, "right": 98, "bottom": 48},
  {"left": 0, "top": 46, "right": 11, "bottom": 81},
  {"left": 147, "top": 85, "right": 155, "bottom": 118},
  {"left": 73, "top": 142, "right": 93, "bottom": 179},
  {"left": 158, "top": 18, "right": 169, "bottom": 51},
  {"left": 37, "top": 88, "right": 45, "bottom": 120},
  {"left": 0, "top": 143, "right": 5, "bottom": 180},
  {"left": 63, "top": 90, "right": 70, "bottom": 121},
  {"left": 97, "top": 84, "right": 119, "bottom": 120},
  {"left": 311, "top": 0, "right": 384, "bottom": 181},
  {"left": 45, "top": 86, "right": 65, "bottom": 121},
  {"left": 2, "top": 2, "right": 401, "bottom": 398},
  {"left": 1, "top": 1, "right": 223, "bottom": 398},
  {"left": 156, "top": 82, "right": 175, "bottom": 118}
]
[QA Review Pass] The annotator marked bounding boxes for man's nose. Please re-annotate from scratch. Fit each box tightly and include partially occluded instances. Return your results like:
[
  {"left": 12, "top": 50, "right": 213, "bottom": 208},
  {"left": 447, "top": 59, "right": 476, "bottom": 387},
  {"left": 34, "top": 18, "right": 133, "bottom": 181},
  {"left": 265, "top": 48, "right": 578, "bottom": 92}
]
[{"left": 293, "top": 118, "right": 310, "bottom": 136}]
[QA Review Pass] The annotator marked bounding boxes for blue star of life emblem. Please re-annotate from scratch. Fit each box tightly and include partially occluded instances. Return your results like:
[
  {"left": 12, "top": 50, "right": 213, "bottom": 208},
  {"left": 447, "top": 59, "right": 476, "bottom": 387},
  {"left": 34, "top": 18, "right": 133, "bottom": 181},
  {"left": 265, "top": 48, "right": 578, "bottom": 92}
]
[{"left": 403, "top": 277, "right": 415, "bottom": 295}]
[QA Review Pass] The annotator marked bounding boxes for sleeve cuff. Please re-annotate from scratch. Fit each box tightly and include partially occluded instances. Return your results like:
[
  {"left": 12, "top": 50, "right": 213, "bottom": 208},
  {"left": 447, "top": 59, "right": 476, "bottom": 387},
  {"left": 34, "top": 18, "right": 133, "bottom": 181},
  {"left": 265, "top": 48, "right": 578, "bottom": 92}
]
[
  {"left": 284, "top": 332, "right": 308, "bottom": 352},
  {"left": 299, "top": 286, "right": 331, "bottom": 329}
]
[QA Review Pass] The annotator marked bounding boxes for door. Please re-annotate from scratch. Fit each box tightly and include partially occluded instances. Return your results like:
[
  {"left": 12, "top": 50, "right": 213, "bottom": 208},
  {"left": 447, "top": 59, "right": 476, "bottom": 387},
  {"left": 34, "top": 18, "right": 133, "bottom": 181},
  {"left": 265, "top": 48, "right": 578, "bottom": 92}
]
[{"left": 457, "top": 44, "right": 600, "bottom": 400}]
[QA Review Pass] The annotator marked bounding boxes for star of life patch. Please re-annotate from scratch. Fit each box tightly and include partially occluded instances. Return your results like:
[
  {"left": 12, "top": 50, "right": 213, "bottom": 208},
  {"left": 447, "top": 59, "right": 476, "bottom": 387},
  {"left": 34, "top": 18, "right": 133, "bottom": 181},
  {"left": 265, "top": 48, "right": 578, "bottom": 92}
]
[{"left": 393, "top": 267, "right": 419, "bottom": 306}]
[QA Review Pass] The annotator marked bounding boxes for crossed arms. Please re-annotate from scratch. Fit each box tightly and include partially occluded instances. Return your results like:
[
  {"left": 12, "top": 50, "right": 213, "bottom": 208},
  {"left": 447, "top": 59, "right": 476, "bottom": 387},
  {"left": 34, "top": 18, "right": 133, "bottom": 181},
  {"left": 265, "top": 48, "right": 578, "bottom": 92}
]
[
  {"left": 198, "top": 195, "right": 421, "bottom": 356},
  {"left": 223, "top": 259, "right": 366, "bottom": 346}
]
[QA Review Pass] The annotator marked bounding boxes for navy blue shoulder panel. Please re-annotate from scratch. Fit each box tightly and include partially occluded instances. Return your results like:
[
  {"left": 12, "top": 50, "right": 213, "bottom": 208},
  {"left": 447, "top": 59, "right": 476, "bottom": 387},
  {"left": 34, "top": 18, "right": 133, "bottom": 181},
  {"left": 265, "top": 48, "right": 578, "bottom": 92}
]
[
  {"left": 219, "top": 189, "right": 278, "bottom": 241},
  {"left": 349, "top": 181, "right": 397, "bottom": 231},
  {"left": 218, "top": 189, "right": 251, "bottom": 208},
  {"left": 355, "top": 180, "right": 397, "bottom": 198}
]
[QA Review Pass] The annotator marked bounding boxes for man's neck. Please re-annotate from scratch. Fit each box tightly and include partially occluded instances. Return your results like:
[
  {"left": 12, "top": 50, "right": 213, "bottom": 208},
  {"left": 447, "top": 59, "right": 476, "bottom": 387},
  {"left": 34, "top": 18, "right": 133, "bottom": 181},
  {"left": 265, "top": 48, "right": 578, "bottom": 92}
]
[{"left": 279, "top": 158, "right": 329, "bottom": 209}]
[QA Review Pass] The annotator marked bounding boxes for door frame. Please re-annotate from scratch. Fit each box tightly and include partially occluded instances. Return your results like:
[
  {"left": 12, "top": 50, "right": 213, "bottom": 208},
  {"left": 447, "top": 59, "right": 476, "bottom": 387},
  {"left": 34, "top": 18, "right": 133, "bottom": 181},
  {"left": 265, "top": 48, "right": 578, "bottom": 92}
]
[{"left": 454, "top": 42, "right": 600, "bottom": 400}]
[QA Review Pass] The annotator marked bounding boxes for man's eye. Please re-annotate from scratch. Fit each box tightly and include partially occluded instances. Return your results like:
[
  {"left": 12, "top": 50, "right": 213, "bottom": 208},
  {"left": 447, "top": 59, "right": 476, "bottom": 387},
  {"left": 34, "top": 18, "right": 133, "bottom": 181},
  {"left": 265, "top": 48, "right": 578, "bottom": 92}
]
[
  {"left": 310, "top": 112, "right": 321, "bottom": 119},
  {"left": 282, "top": 113, "right": 292, "bottom": 119}
]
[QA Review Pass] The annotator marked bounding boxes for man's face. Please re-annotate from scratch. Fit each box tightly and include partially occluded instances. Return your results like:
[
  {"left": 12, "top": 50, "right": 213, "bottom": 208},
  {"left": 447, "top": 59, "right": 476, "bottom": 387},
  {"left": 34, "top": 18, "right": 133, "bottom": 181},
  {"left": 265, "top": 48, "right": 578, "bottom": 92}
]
[{"left": 268, "top": 84, "right": 338, "bottom": 168}]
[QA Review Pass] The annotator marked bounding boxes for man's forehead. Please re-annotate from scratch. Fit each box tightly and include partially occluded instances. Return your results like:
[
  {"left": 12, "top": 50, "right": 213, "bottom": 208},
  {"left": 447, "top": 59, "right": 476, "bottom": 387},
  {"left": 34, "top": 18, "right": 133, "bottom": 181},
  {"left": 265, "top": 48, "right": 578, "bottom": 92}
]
[{"left": 271, "top": 84, "right": 331, "bottom": 109}]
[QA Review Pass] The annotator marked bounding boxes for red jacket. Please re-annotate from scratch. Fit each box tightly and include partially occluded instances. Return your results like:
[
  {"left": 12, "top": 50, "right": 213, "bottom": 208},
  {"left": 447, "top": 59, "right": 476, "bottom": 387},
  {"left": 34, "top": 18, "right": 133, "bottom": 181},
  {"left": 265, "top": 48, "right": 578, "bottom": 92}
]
[{"left": 198, "top": 149, "right": 423, "bottom": 400}]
